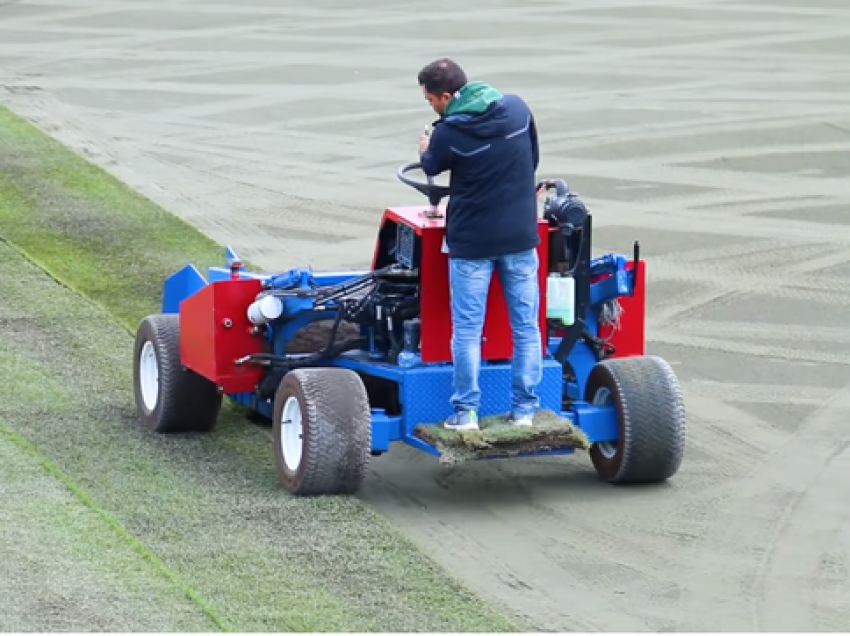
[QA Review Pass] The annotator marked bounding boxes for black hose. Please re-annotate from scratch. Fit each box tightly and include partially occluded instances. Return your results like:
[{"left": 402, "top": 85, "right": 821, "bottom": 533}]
[
  {"left": 241, "top": 337, "right": 367, "bottom": 369},
  {"left": 322, "top": 308, "right": 345, "bottom": 356}
]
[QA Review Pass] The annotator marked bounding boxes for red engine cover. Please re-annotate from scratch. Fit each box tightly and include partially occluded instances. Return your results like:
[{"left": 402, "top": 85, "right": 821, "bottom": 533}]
[
  {"left": 179, "top": 278, "right": 266, "bottom": 393},
  {"left": 374, "top": 206, "right": 549, "bottom": 364}
]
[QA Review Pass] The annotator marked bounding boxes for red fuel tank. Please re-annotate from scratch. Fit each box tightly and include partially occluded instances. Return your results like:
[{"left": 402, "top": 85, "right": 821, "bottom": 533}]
[{"left": 179, "top": 278, "right": 267, "bottom": 393}]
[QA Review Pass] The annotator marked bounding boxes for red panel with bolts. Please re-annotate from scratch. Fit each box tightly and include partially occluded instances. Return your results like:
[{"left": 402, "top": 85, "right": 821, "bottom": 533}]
[{"left": 179, "top": 277, "right": 266, "bottom": 393}]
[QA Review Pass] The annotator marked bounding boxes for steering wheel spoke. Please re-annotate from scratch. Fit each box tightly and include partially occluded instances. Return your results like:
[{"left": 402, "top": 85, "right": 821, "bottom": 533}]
[{"left": 396, "top": 162, "right": 451, "bottom": 206}]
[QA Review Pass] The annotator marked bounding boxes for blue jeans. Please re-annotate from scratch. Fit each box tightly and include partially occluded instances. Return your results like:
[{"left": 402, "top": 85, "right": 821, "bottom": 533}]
[{"left": 448, "top": 247, "right": 543, "bottom": 417}]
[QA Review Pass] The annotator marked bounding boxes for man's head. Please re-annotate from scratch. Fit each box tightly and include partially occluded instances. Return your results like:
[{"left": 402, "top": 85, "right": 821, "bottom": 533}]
[{"left": 417, "top": 58, "right": 467, "bottom": 116}]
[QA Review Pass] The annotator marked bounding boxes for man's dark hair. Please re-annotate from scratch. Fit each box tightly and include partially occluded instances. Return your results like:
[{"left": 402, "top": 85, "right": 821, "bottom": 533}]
[{"left": 417, "top": 58, "right": 467, "bottom": 95}]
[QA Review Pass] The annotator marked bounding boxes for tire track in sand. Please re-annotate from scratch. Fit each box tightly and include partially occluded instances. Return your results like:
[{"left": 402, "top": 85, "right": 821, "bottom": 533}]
[{"left": 674, "top": 385, "right": 850, "bottom": 631}]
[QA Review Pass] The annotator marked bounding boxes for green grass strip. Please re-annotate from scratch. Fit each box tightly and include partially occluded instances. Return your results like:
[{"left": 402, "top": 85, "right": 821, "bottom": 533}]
[
  {"left": 0, "top": 104, "right": 518, "bottom": 632},
  {"left": 0, "top": 113, "right": 228, "bottom": 331},
  {"left": 0, "top": 238, "right": 326, "bottom": 632},
  {"left": 0, "top": 422, "right": 232, "bottom": 632}
]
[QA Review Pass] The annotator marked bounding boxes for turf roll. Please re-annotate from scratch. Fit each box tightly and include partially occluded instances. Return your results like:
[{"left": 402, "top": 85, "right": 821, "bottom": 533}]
[{"left": 414, "top": 410, "right": 591, "bottom": 465}]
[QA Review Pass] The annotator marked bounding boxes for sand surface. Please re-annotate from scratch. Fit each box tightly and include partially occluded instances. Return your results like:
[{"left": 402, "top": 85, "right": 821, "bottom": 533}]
[{"left": 3, "top": 0, "right": 850, "bottom": 630}]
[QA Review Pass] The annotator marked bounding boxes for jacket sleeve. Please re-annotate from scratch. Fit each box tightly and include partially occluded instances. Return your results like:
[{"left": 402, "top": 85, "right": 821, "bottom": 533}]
[
  {"left": 529, "top": 112, "right": 540, "bottom": 171},
  {"left": 420, "top": 124, "right": 453, "bottom": 176}
]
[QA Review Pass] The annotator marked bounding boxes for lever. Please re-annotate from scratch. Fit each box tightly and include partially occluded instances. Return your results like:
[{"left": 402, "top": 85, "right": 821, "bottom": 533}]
[
  {"left": 630, "top": 240, "right": 640, "bottom": 297},
  {"left": 422, "top": 125, "right": 442, "bottom": 216}
]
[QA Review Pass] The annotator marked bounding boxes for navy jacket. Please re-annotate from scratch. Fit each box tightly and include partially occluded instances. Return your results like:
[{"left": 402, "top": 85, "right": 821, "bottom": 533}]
[{"left": 420, "top": 82, "right": 540, "bottom": 260}]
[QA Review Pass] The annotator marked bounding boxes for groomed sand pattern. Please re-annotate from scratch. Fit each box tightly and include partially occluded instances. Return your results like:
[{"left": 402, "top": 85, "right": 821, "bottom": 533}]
[{"left": 2, "top": 0, "right": 850, "bottom": 631}]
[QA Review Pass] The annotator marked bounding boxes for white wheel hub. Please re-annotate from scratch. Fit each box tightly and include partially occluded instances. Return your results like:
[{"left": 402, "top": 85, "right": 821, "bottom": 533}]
[
  {"left": 280, "top": 396, "right": 304, "bottom": 472},
  {"left": 139, "top": 340, "right": 159, "bottom": 411},
  {"left": 593, "top": 386, "right": 618, "bottom": 459}
]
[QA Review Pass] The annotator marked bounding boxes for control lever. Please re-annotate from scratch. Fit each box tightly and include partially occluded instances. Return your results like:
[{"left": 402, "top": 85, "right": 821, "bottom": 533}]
[
  {"left": 422, "top": 125, "right": 441, "bottom": 218},
  {"left": 630, "top": 240, "right": 640, "bottom": 297}
]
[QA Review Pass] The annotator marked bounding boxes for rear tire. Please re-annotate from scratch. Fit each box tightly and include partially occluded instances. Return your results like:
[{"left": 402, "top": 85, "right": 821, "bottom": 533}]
[
  {"left": 584, "top": 355, "right": 686, "bottom": 484},
  {"left": 133, "top": 313, "right": 222, "bottom": 433},
  {"left": 272, "top": 367, "right": 371, "bottom": 496}
]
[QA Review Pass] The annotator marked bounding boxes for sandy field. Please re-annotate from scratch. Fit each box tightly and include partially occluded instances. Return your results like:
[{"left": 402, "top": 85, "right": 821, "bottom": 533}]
[{"left": 2, "top": 0, "right": 850, "bottom": 631}]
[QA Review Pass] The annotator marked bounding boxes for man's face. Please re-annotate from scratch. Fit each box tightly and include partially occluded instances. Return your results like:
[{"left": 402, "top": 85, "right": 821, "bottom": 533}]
[{"left": 423, "top": 87, "right": 452, "bottom": 115}]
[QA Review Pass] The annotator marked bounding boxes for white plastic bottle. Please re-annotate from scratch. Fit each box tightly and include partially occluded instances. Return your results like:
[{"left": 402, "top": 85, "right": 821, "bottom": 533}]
[
  {"left": 547, "top": 274, "right": 575, "bottom": 326},
  {"left": 247, "top": 295, "right": 284, "bottom": 325}
]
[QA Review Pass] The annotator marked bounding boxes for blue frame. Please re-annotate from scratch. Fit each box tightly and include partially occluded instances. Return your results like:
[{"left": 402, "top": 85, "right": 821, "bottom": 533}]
[{"left": 161, "top": 246, "right": 637, "bottom": 460}]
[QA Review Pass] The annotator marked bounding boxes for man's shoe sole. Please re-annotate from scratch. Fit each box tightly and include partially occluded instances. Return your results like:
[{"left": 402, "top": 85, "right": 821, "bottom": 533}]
[{"left": 443, "top": 423, "right": 480, "bottom": 431}]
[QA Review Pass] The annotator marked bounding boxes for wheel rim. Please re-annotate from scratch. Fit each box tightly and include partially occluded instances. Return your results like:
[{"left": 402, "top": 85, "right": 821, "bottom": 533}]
[
  {"left": 138, "top": 341, "right": 159, "bottom": 411},
  {"left": 592, "top": 386, "right": 618, "bottom": 459},
  {"left": 280, "top": 396, "right": 304, "bottom": 472}
]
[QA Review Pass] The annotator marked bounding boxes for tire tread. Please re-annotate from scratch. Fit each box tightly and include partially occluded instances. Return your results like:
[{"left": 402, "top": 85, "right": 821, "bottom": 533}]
[
  {"left": 274, "top": 367, "right": 371, "bottom": 495},
  {"left": 587, "top": 355, "right": 686, "bottom": 484},
  {"left": 133, "top": 313, "right": 222, "bottom": 433}
]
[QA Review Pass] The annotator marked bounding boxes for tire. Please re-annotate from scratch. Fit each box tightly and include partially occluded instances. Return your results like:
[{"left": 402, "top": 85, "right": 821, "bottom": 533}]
[
  {"left": 133, "top": 313, "right": 223, "bottom": 433},
  {"left": 286, "top": 319, "right": 361, "bottom": 354},
  {"left": 272, "top": 367, "right": 372, "bottom": 496},
  {"left": 584, "top": 355, "right": 686, "bottom": 484}
]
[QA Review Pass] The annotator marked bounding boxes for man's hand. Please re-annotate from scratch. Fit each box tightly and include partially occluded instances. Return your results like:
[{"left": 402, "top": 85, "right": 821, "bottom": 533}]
[{"left": 419, "top": 133, "right": 430, "bottom": 155}]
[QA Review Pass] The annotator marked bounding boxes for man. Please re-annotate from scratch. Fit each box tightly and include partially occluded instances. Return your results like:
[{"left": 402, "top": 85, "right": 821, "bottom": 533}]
[{"left": 417, "top": 58, "right": 543, "bottom": 431}]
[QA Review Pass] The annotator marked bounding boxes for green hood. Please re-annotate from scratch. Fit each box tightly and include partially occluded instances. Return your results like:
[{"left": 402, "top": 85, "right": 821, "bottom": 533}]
[{"left": 444, "top": 81, "right": 503, "bottom": 117}]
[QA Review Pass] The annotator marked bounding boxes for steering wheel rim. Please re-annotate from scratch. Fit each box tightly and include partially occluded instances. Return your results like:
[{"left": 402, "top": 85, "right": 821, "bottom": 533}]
[{"left": 397, "top": 162, "right": 451, "bottom": 205}]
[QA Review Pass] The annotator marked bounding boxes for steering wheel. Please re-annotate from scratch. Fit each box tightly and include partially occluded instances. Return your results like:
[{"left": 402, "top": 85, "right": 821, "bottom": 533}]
[{"left": 396, "top": 162, "right": 451, "bottom": 206}]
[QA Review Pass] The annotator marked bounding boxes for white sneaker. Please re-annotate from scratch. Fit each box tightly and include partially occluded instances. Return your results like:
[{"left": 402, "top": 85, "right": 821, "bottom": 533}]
[{"left": 443, "top": 410, "right": 480, "bottom": 431}]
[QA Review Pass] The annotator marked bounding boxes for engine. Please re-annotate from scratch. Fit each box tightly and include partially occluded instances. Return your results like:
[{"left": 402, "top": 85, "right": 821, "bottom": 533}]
[{"left": 241, "top": 262, "right": 424, "bottom": 374}]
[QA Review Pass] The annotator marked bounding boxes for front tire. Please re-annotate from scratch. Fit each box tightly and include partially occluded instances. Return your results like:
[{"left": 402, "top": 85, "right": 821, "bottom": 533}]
[
  {"left": 584, "top": 355, "right": 686, "bottom": 484},
  {"left": 272, "top": 367, "right": 372, "bottom": 495},
  {"left": 132, "top": 313, "right": 222, "bottom": 433}
]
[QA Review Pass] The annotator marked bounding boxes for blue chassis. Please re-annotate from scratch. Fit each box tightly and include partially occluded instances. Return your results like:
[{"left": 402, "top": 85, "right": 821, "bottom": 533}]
[{"left": 161, "top": 247, "right": 636, "bottom": 461}]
